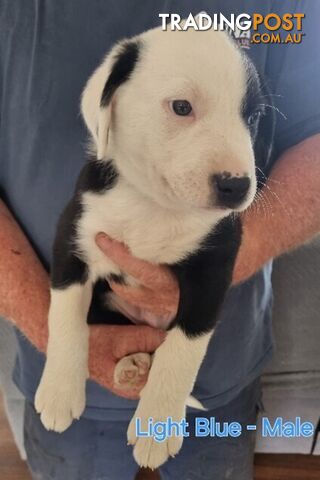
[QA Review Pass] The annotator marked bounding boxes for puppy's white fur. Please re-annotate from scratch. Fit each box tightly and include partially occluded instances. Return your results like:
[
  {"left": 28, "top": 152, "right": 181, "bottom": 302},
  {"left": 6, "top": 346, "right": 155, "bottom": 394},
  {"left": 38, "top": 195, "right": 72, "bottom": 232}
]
[
  {"left": 84, "top": 28, "right": 256, "bottom": 212},
  {"left": 127, "top": 328, "right": 213, "bottom": 468},
  {"left": 36, "top": 26, "right": 257, "bottom": 468},
  {"left": 36, "top": 284, "right": 91, "bottom": 432}
]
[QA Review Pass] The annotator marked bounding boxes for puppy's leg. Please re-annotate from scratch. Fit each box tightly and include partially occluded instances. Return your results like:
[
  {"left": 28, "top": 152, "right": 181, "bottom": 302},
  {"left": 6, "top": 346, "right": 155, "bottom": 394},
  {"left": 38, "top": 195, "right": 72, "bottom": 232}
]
[
  {"left": 35, "top": 281, "right": 91, "bottom": 432},
  {"left": 127, "top": 217, "right": 241, "bottom": 468},
  {"left": 127, "top": 327, "right": 212, "bottom": 469}
]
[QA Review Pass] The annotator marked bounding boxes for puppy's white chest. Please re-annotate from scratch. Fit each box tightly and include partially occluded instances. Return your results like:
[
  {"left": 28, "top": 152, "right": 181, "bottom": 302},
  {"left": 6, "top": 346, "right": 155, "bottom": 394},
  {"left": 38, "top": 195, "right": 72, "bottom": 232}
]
[{"left": 77, "top": 181, "right": 223, "bottom": 280}]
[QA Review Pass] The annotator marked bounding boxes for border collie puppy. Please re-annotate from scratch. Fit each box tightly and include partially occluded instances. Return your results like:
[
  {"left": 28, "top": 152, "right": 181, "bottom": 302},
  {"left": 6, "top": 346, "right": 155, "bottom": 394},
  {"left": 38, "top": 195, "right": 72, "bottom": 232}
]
[{"left": 35, "top": 25, "right": 274, "bottom": 468}]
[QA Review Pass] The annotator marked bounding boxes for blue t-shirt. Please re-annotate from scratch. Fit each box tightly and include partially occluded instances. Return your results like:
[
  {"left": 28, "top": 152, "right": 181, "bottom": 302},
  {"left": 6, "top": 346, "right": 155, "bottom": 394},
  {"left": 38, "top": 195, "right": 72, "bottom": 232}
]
[{"left": 1, "top": 0, "right": 320, "bottom": 420}]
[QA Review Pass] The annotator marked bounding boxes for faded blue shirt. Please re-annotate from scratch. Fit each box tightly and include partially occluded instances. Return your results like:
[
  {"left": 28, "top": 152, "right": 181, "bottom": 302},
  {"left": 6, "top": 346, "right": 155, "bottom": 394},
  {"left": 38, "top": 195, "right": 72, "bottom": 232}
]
[{"left": 1, "top": 0, "right": 320, "bottom": 420}]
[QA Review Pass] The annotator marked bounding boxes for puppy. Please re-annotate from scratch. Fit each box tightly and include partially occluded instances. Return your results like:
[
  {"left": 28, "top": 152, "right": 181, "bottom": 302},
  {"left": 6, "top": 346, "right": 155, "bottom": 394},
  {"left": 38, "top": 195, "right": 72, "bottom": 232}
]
[{"left": 35, "top": 25, "right": 274, "bottom": 468}]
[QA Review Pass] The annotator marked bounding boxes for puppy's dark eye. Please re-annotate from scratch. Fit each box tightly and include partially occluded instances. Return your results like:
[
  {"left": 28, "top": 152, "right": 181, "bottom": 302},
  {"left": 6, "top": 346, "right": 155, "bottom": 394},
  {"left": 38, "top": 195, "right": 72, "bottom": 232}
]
[
  {"left": 172, "top": 100, "right": 192, "bottom": 116},
  {"left": 247, "top": 110, "right": 262, "bottom": 126}
]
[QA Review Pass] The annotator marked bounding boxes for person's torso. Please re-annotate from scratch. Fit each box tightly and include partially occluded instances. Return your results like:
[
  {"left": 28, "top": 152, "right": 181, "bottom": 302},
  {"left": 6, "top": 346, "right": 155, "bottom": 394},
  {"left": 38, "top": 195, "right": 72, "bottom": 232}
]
[{"left": 1, "top": 0, "right": 277, "bottom": 418}]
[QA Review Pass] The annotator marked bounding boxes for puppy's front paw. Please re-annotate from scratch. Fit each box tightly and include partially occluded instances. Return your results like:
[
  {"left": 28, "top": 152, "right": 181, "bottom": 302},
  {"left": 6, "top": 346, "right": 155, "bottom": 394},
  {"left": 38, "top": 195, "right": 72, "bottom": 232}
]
[
  {"left": 114, "top": 353, "right": 151, "bottom": 390},
  {"left": 35, "top": 368, "right": 86, "bottom": 433},
  {"left": 127, "top": 400, "right": 185, "bottom": 469}
]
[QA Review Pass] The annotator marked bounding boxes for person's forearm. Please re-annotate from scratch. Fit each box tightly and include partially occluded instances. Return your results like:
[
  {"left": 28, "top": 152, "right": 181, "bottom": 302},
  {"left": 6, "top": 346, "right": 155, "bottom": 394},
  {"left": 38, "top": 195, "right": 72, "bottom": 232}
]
[
  {"left": 0, "top": 200, "right": 49, "bottom": 351},
  {"left": 0, "top": 200, "right": 164, "bottom": 396},
  {"left": 233, "top": 133, "right": 320, "bottom": 284}
]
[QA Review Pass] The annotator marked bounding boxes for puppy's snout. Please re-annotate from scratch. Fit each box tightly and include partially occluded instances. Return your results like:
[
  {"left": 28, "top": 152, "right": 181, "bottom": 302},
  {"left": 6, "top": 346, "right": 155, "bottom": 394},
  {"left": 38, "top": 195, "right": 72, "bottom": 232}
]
[{"left": 213, "top": 173, "right": 251, "bottom": 208}]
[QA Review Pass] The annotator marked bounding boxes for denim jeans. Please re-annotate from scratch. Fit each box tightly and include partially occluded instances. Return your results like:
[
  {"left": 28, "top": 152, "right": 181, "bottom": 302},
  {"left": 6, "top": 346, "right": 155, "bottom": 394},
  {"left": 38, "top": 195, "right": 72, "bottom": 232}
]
[{"left": 24, "top": 378, "right": 261, "bottom": 480}]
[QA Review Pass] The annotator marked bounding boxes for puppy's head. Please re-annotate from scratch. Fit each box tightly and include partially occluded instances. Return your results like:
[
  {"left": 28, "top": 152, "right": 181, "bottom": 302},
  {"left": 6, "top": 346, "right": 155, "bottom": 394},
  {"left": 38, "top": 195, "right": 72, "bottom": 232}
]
[{"left": 81, "top": 27, "right": 274, "bottom": 213}]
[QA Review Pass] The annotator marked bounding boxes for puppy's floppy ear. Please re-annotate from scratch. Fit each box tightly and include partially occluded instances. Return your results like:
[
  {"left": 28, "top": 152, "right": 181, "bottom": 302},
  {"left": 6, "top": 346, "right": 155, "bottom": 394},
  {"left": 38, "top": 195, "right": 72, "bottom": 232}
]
[{"left": 81, "top": 39, "right": 141, "bottom": 159}]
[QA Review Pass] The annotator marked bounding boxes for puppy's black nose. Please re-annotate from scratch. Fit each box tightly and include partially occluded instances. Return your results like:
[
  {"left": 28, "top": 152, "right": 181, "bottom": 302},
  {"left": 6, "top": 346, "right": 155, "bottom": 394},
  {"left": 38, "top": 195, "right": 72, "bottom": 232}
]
[{"left": 213, "top": 174, "right": 250, "bottom": 208}]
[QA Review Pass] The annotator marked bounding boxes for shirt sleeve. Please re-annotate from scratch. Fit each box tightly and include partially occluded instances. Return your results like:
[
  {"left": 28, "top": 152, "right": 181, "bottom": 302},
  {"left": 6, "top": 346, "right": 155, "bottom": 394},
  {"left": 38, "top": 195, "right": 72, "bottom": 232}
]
[{"left": 266, "top": 0, "right": 320, "bottom": 158}]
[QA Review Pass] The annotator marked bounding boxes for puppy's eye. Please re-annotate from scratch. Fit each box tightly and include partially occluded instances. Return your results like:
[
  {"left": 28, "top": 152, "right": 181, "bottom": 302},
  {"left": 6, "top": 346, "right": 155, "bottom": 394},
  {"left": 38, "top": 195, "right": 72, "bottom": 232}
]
[
  {"left": 247, "top": 110, "right": 262, "bottom": 126},
  {"left": 171, "top": 100, "right": 192, "bottom": 116}
]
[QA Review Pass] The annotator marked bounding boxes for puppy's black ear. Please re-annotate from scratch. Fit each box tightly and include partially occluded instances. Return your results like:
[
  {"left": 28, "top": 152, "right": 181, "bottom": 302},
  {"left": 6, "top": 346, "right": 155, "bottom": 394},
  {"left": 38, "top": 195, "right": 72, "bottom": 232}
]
[
  {"left": 254, "top": 82, "right": 276, "bottom": 187},
  {"left": 81, "top": 39, "right": 141, "bottom": 159},
  {"left": 100, "top": 40, "right": 141, "bottom": 108}
]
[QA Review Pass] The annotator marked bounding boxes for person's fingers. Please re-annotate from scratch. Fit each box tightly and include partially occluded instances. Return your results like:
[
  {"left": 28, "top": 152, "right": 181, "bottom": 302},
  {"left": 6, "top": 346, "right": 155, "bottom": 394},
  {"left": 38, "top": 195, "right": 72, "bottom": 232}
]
[
  {"left": 88, "top": 326, "right": 115, "bottom": 388},
  {"left": 112, "top": 325, "right": 166, "bottom": 360},
  {"left": 108, "top": 292, "right": 176, "bottom": 329},
  {"left": 96, "top": 233, "right": 176, "bottom": 290},
  {"left": 110, "top": 282, "right": 175, "bottom": 316}
]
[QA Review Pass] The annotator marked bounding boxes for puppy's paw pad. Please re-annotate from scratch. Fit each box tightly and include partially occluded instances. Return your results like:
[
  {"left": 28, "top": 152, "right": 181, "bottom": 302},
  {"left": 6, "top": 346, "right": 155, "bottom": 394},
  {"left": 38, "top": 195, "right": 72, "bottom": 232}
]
[{"left": 114, "top": 353, "right": 151, "bottom": 389}]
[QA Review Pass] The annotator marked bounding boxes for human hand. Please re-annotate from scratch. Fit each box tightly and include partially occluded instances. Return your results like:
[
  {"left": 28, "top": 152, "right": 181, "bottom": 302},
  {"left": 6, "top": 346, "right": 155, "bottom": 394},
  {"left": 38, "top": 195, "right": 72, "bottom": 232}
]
[
  {"left": 95, "top": 233, "right": 180, "bottom": 329},
  {"left": 89, "top": 324, "right": 165, "bottom": 399}
]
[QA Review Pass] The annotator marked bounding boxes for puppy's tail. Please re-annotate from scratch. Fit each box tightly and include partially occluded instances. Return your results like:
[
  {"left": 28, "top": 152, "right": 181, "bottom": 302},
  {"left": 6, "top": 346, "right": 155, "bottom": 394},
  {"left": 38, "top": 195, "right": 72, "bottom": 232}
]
[{"left": 186, "top": 395, "right": 207, "bottom": 411}]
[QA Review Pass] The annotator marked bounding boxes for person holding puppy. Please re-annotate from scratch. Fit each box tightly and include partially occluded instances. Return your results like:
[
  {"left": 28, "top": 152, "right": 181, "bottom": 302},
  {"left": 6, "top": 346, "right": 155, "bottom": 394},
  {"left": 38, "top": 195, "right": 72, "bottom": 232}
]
[{"left": 0, "top": 1, "right": 320, "bottom": 479}]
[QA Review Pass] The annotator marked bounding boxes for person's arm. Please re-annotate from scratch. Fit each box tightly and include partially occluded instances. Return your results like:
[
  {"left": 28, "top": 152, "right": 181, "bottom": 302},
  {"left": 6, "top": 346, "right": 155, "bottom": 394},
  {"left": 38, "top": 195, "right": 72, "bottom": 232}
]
[
  {"left": 233, "top": 133, "right": 320, "bottom": 284},
  {"left": 0, "top": 200, "right": 49, "bottom": 351},
  {"left": 97, "top": 133, "right": 320, "bottom": 316},
  {"left": 0, "top": 200, "right": 164, "bottom": 398}
]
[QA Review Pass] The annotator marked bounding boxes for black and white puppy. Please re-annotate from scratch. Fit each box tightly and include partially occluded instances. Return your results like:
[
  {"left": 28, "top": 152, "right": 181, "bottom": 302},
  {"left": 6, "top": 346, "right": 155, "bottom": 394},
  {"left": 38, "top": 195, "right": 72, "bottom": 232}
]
[{"left": 35, "top": 25, "right": 274, "bottom": 468}]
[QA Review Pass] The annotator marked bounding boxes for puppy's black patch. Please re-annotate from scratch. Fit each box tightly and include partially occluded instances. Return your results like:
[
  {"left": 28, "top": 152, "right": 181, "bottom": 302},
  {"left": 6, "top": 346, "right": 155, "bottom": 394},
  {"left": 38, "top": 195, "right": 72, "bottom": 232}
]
[
  {"left": 242, "top": 57, "right": 275, "bottom": 186},
  {"left": 172, "top": 215, "right": 242, "bottom": 337},
  {"left": 51, "top": 159, "right": 118, "bottom": 289},
  {"left": 76, "top": 159, "right": 118, "bottom": 194},
  {"left": 241, "top": 58, "right": 263, "bottom": 126},
  {"left": 100, "top": 40, "right": 141, "bottom": 108},
  {"left": 253, "top": 88, "right": 276, "bottom": 181},
  {"left": 51, "top": 198, "right": 88, "bottom": 288},
  {"left": 87, "top": 280, "right": 132, "bottom": 325},
  {"left": 107, "top": 273, "right": 126, "bottom": 285}
]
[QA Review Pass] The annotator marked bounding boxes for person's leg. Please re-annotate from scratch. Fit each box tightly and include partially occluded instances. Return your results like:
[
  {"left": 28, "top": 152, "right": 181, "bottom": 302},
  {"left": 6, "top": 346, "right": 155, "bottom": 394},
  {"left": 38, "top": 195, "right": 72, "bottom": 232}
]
[
  {"left": 24, "top": 401, "right": 139, "bottom": 480},
  {"left": 160, "top": 378, "right": 262, "bottom": 480}
]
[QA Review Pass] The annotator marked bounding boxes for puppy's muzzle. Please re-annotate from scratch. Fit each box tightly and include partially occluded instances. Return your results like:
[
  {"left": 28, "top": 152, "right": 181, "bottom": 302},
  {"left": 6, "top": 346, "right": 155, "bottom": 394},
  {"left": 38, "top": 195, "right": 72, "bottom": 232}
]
[{"left": 212, "top": 173, "right": 251, "bottom": 209}]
